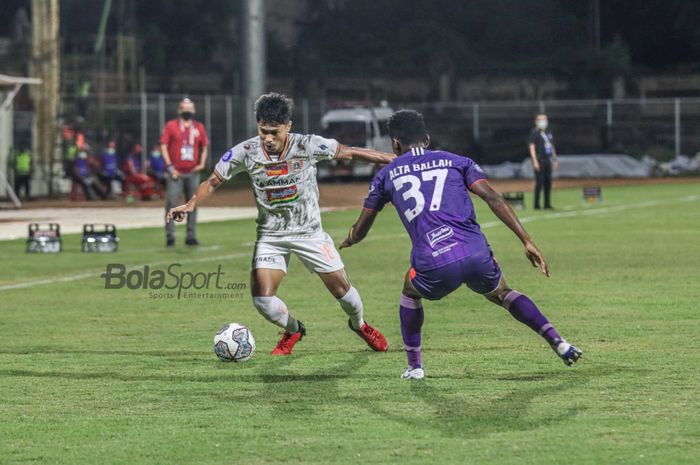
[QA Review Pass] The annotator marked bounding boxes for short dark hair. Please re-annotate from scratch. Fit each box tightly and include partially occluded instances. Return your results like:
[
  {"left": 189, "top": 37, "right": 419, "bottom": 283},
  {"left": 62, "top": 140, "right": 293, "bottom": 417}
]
[
  {"left": 255, "top": 93, "right": 294, "bottom": 124},
  {"left": 388, "top": 110, "right": 428, "bottom": 145}
]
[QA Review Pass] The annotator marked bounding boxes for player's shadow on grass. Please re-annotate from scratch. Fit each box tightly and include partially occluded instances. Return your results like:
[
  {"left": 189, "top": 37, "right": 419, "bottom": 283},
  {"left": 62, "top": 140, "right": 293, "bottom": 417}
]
[
  {"left": 407, "top": 379, "right": 580, "bottom": 438},
  {"left": 0, "top": 368, "right": 266, "bottom": 385},
  {"left": 257, "top": 352, "right": 371, "bottom": 414},
  {"left": 378, "top": 366, "right": 626, "bottom": 438},
  {"left": 258, "top": 352, "right": 370, "bottom": 384},
  {"left": 0, "top": 347, "right": 203, "bottom": 358},
  {"left": 0, "top": 349, "right": 371, "bottom": 386}
]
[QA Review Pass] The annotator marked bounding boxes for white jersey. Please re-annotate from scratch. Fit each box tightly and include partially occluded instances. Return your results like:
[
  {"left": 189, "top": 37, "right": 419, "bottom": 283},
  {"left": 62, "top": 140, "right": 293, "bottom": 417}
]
[{"left": 214, "top": 133, "right": 339, "bottom": 238}]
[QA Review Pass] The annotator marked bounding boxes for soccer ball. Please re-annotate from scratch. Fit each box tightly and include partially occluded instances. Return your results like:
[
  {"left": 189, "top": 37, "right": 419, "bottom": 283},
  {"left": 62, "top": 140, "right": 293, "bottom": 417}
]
[{"left": 214, "top": 323, "right": 256, "bottom": 362}]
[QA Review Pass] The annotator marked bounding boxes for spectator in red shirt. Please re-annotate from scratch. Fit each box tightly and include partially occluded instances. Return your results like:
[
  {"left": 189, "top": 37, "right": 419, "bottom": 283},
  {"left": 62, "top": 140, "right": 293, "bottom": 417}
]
[{"left": 160, "top": 98, "right": 209, "bottom": 247}]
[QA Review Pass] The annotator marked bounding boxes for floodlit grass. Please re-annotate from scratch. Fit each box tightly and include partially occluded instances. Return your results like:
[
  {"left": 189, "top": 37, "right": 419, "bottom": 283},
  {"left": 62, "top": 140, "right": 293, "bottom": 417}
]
[{"left": 1, "top": 182, "right": 698, "bottom": 464}]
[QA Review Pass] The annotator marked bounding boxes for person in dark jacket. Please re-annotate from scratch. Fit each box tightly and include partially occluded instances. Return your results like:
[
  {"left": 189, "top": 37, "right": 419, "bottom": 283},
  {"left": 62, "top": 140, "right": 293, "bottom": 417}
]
[{"left": 528, "top": 114, "right": 559, "bottom": 210}]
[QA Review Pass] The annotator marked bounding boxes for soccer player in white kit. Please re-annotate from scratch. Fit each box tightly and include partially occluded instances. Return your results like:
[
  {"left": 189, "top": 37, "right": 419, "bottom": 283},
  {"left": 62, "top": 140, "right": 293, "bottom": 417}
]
[{"left": 167, "top": 93, "right": 391, "bottom": 355}]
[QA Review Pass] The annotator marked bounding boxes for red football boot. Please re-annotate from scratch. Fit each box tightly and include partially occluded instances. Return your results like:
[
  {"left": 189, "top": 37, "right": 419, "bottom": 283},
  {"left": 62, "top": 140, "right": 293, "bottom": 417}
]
[
  {"left": 349, "top": 320, "right": 388, "bottom": 352},
  {"left": 271, "top": 321, "right": 306, "bottom": 355}
]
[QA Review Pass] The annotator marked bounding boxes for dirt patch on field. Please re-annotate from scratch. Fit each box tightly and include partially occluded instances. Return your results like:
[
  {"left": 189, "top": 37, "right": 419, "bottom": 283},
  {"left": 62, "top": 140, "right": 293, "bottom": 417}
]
[{"left": 11, "top": 176, "right": 699, "bottom": 210}]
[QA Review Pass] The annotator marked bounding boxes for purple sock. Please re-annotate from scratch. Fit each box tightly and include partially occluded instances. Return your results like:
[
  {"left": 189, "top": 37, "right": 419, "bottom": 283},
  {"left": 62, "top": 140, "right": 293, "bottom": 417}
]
[
  {"left": 502, "top": 291, "right": 561, "bottom": 345},
  {"left": 400, "top": 294, "right": 424, "bottom": 368}
]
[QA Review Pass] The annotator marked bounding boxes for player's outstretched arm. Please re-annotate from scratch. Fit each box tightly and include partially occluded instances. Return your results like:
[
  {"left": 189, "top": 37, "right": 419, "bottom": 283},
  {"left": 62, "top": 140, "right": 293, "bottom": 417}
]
[
  {"left": 336, "top": 145, "right": 395, "bottom": 165},
  {"left": 470, "top": 180, "right": 550, "bottom": 277},
  {"left": 166, "top": 172, "right": 223, "bottom": 223},
  {"left": 340, "top": 208, "right": 379, "bottom": 249}
]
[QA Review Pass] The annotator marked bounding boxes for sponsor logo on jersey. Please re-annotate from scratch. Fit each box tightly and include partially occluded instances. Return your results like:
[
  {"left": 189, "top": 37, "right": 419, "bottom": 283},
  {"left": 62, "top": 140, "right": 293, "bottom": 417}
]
[
  {"left": 426, "top": 225, "right": 454, "bottom": 248},
  {"left": 266, "top": 185, "right": 299, "bottom": 205},
  {"left": 243, "top": 141, "right": 259, "bottom": 151},
  {"left": 254, "top": 175, "right": 301, "bottom": 189},
  {"left": 431, "top": 242, "right": 457, "bottom": 257},
  {"left": 266, "top": 162, "right": 288, "bottom": 176}
]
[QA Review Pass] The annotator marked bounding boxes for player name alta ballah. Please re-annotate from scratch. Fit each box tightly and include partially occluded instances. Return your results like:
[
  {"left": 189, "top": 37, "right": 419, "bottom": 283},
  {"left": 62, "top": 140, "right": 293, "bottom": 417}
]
[{"left": 388, "top": 159, "right": 453, "bottom": 180}]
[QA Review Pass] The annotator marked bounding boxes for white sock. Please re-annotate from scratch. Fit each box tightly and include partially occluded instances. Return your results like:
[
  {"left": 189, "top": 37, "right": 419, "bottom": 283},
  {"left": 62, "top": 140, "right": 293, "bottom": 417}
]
[
  {"left": 252, "top": 296, "right": 300, "bottom": 333},
  {"left": 338, "top": 286, "right": 365, "bottom": 330},
  {"left": 555, "top": 340, "right": 571, "bottom": 356}
]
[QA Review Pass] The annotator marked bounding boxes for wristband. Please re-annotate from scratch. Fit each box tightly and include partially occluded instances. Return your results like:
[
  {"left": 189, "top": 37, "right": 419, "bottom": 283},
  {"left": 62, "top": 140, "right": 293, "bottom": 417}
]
[{"left": 167, "top": 165, "right": 175, "bottom": 174}]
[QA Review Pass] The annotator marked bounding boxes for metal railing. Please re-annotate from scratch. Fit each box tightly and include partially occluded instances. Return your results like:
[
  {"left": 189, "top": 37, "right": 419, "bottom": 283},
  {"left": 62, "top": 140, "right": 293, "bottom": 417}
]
[
  {"left": 401, "top": 98, "right": 699, "bottom": 164},
  {"left": 59, "top": 94, "right": 700, "bottom": 165},
  {"left": 3, "top": 94, "right": 698, "bottom": 199}
]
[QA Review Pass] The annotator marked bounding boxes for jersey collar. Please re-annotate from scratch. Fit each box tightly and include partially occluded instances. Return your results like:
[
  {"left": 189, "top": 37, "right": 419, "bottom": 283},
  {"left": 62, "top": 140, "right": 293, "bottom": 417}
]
[
  {"left": 261, "top": 135, "right": 290, "bottom": 162},
  {"left": 403, "top": 146, "right": 425, "bottom": 157}
]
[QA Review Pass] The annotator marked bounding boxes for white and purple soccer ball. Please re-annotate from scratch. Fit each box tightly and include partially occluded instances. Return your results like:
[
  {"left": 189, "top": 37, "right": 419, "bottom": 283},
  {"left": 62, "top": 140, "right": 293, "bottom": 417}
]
[{"left": 214, "top": 323, "right": 256, "bottom": 362}]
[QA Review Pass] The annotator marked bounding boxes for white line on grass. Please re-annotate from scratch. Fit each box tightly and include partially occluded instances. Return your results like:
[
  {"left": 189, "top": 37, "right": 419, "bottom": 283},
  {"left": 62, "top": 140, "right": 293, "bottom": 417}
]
[
  {"left": 0, "top": 251, "right": 249, "bottom": 292},
  {"left": 354, "top": 195, "right": 695, "bottom": 243}
]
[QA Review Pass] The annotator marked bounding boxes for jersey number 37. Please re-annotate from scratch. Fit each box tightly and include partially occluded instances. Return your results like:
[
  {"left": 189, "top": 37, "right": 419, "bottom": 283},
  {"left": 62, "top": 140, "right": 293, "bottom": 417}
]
[{"left": 392, "top": 169, "right": 448, "bottom": 222}]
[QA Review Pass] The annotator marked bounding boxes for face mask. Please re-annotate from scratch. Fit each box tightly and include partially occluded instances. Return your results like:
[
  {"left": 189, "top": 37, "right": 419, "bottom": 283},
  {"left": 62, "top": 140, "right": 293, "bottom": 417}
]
[
  {"left": 536, "top": 120, "right": 548, "bottom": 130},
  {"left": 78, "top": 152, "right": 87, "bottom": 159},
  {"left": 151, "top": 152, "right": 161, "bottom": 158},
  {"left": 106, "top": 148, "right": 116, "bottom": 155},
  {"left": 180, "top": 111, "right": 194, "bottom": 121}
]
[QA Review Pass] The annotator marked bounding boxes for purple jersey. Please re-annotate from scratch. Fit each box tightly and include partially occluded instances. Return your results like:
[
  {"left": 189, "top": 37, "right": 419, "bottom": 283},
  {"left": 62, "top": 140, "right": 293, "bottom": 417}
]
[{"left": 364, "top": 147, "right": 489, "bottom": 271}]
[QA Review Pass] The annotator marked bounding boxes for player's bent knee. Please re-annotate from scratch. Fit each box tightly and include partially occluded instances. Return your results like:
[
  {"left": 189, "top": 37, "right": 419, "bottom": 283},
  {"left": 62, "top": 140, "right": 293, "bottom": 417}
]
[
  {"left": 331, "top": 284, "right": 350, "bottom": 299},
  {"left": 318, "top": 270, "right": 351, "bottom": 299},
  {"left": 489, "top": 288, "right": 522, "bottom": 309},
  {"left": 325, "top": 280, "right": 350, "bottom": 299},
  {"left": 402, "top": 287, "right": 423, "bottom": 300},
  {"left": 402, "top": 274, "right": 423, "bottom": 300},
  {"left": 483, "top": 276, "right": 511, "bottom": 305},
  {"left": 483, "top": 285, "right": 504, "bottom": 300},
  {"left": 401, "top": 292, "right": 422, "bottom": 306}
]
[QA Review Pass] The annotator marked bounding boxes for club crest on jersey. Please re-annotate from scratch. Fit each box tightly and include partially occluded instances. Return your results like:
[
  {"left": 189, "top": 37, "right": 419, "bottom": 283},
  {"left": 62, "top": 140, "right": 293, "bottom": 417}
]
[
  {"left": 266, "top": 185, "right": 299, "bottom": 205},
  {"left": 426, "top": 225, "right": 454, "bottom": 248},
  {"left": 266, "top": 162, "right": 288, "bottom": 177},
  {"left": 290, "top": 160, "right": 304, "bottom": 172}
]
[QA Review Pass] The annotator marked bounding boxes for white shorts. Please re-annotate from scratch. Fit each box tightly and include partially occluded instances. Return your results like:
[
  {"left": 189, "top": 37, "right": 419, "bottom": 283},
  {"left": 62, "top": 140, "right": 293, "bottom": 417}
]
[{"left": 252, "top": 231, "right": 345, "bottom": 274}]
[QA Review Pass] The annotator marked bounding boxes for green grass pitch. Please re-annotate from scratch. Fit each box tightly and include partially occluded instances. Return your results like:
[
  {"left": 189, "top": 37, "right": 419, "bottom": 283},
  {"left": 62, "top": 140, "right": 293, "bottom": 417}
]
[{"left": 1, "top": 182, "right": 698, "bottom": 464}]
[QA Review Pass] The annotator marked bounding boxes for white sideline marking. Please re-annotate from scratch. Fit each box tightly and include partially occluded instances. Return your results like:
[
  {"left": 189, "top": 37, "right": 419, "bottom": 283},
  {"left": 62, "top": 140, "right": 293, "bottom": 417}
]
[
  {"left": 115, "top": 244, "right": 222, "bottom": 255},
  {"left": 0, "top": 207, "right": 260, "bottom": 241},
  {"left": 352, "top": 195, "right": 696, "bottom": 244},
  {"left": 1, "top": 195, "right": 697, "bottom": 292},
  {"left": 0, "top": 252, "right": 249, "bottom": 292}
]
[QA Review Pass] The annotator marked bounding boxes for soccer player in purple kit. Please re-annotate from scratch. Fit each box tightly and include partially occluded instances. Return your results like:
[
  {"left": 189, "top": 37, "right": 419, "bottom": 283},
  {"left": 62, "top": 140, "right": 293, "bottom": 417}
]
[{"left": 340, "top": 110, "right": 582, "bottom": 379}]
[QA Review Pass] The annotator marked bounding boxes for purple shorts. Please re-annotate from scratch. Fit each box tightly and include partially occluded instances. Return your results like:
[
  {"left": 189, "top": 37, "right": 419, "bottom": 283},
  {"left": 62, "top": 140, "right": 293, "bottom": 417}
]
[{"left": 410, "top": 248, "right": 502, "bottom": 300}]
